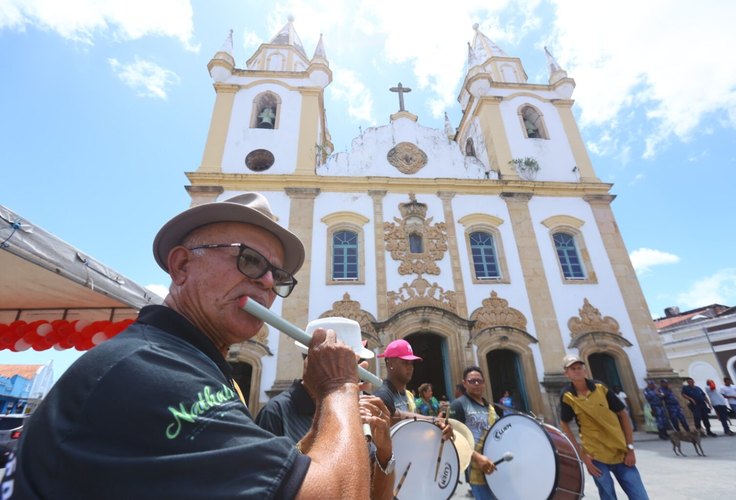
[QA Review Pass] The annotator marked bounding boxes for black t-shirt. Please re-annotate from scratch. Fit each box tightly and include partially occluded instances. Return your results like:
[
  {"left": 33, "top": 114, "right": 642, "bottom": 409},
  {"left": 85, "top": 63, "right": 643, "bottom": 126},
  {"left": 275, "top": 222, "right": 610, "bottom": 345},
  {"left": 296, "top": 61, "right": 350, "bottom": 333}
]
[
  {"left": 255, "top": 380, "right": 315, "bottom": 444},
  {"left": 6, "top": 305, "right": 309, "bottom": 499},
  {"left": 373, "top": 379, "right": 410, "bottom": 416}
]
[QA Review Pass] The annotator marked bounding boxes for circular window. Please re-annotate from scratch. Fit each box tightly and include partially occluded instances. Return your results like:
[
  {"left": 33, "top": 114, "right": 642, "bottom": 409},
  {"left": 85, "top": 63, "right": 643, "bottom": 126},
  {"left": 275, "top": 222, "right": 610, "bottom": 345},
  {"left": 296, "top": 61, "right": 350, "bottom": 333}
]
[{"left": 245, "top": 149, "right": 275, "bottom": 171}]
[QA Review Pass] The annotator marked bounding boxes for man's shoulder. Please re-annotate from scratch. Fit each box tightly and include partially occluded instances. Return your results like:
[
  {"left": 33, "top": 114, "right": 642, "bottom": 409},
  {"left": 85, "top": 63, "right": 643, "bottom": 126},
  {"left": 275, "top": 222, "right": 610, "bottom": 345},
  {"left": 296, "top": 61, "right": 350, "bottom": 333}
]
[{"left": 373, "top": 381, "right": 393, "bottom": 398}]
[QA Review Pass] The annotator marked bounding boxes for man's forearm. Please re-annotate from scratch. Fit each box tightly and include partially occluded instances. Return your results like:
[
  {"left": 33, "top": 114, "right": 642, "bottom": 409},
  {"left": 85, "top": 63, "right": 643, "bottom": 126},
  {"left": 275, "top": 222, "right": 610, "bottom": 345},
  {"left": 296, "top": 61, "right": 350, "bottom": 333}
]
[
  {"left": 298, "top": 385, "right": 369, "bottom": 499},
  {"left": 617, "top": 410, "right": 634, "bottom": 444}
]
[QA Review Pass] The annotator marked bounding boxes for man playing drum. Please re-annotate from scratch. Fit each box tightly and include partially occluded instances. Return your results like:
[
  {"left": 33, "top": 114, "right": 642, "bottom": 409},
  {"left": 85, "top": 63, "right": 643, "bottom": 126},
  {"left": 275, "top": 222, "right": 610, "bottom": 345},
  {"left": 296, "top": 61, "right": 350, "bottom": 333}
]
[
  {"left": 449, "top": 366, "right": 499, "bottom": 500},
  {"left": 374, "top": 339, "right": 453, "bottom": 439},
  {"left": 559, "top": 354, "right": 649, "bottom": 500}
]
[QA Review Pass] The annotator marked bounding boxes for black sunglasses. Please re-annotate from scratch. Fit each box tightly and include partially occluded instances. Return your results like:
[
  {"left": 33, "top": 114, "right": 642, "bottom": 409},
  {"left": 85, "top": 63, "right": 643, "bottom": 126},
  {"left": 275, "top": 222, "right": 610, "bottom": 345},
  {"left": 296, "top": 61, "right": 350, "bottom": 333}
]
[{"left": 188, "top": 243, "right": 298, "bottom": 298}]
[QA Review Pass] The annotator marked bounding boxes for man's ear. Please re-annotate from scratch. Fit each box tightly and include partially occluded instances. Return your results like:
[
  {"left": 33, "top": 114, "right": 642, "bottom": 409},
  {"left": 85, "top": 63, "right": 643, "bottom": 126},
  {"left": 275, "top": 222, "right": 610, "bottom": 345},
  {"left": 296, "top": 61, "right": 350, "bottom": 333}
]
[{"left": 167, "top": 247, "right": 191, "bottom": 285}]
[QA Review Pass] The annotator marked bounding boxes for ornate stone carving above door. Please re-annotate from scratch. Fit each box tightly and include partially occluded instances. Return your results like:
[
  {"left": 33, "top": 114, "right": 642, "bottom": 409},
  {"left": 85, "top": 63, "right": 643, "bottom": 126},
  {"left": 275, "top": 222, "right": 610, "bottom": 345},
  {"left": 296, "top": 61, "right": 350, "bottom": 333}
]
[
  {"left": 470, "top": 290, "right": 528, "bottom": 335},
  {"left": 568, "top": 298, "right": 620, "bottom": 337},
  {"left": 387, "top": 277, "right": 457, "bottom": 316}
]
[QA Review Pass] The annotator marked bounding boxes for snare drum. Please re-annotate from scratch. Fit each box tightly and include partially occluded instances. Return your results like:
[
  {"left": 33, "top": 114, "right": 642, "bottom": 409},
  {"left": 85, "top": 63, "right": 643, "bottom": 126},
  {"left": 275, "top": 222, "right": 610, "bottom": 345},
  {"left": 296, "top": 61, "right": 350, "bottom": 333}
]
[
  {"left": 390, "top": 420, "right": 460, "bottom": 499},
  {"left": 483, "top": 414, "right": 584, "bottom": 499}
]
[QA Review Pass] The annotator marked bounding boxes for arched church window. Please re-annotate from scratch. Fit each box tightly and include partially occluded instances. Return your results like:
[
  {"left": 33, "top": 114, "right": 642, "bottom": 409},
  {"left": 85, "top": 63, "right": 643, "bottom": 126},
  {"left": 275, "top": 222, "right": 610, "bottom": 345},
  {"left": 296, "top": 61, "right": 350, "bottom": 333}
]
[
  {"left": 470, "top": 231, "right": 500, "bottom": 279},
  {"left": 553, "top": 232, "right": 585, "bottom": 279},
  {"left": 520, "top": 105, "right": 548, "bottom": 139},
  {"left": 251, "top": 92, "right": 280, "bottom": 129},
  {"left": 321, "top": 212, "right": 368, "bottom": 285},
  {"left": 409, "top": 233, "right": 423, "bottom": 253},
  {"left": 465, "top": 138, "right": 476, "bottom": 157},
  {"left": 332, "top": 230, "right": 359, "bottom": 280}
]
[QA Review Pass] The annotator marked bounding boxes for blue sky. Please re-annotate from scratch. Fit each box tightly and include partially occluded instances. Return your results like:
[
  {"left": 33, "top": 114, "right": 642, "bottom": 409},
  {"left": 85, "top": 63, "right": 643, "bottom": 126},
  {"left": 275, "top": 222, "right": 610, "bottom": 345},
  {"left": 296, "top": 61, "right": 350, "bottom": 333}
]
[{"left": 2, "top": 0, "right": 735, "bottom": 375}]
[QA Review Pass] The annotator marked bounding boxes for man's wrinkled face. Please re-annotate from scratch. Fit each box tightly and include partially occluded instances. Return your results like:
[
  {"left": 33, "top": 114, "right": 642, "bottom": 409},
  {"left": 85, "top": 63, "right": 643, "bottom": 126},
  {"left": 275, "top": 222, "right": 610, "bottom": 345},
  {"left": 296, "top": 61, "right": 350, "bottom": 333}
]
[
  {"left": 564, "top": 362, "right": 586, "bottom": 382},
  {"left": 170, "top": 222, "right": 285, "bottom": 350}
]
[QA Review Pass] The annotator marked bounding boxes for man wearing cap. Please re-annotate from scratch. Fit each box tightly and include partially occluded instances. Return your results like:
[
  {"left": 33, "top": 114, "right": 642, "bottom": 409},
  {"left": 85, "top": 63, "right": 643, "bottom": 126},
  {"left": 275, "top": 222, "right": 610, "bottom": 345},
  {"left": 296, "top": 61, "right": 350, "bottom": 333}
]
[
  {"left": 559, "top": 354, "right": 648, "bottom": 500},
  {"left": 374, "top": 339, "right": 421, "bottom": 417},
  {"left": 8, "top": 193, "right": 370, "bottom": 499},
  {"left": 643, "top": 379, "right": 669, "bottom": 440},
  {"left": 374, "top": 340, "right": 453, "bottom": 439}
]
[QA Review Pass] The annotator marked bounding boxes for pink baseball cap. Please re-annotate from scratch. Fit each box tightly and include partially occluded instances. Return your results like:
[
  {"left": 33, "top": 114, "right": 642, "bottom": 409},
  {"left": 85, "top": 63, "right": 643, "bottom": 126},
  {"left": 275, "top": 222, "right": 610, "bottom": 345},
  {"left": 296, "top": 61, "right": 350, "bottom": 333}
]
[{"left": 377, "top": 339, "right": 422, "bottom": 361}]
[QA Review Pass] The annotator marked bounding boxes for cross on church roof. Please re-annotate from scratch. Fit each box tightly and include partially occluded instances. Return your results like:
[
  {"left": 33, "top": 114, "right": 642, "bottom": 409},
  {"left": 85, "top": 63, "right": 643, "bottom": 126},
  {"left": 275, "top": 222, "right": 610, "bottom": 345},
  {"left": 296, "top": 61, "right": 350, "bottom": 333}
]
[{"left": 389, "top": 82, "right": 412, "bottom": 112}]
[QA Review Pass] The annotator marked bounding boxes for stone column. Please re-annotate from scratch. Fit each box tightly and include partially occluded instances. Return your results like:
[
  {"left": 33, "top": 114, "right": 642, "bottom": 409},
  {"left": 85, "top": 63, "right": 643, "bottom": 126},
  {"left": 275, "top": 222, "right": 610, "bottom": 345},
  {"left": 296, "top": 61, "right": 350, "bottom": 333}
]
[
  {"left": 585, "top": 194, "right": 676, "bottom": 379},
  {"left": 369, "top": 190, "right": 389, "bottom": 322},
  {"left": 438, "top": 191, "right": 474, "bottom": 377},
  {"left": 270, "top": 187, "right": 320, "bottom": 393},
  {"left": 295, "top": 88, "right": 322, "bottom": 175},
  {"left": 476, "top": 96, "right": 517, "bottom": 179},
  {"left": 185, "top": 185, "right": 223, "bottom": 207},
  {"left": 199, "top": 83, "right": 238, "bottom": 173},
  {"left": 552, "top": 100, "right": 599, "bottom": 183},
  {"left": 437, "top": 191, "right": 468, "bottom": 318},
  {"left": 502, "top": 192, "right": 568, "bottom": 418}
]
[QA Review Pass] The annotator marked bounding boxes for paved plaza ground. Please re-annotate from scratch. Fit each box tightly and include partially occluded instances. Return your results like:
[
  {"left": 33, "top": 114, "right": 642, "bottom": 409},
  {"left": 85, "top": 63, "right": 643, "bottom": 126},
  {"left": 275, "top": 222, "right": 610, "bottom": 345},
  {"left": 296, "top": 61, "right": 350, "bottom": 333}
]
[
  {"left": 3, "top": 430, "right": 733, "bottom": 498},
  {"left": 452, "top": 429, "right": 736, "bottom": 499}
]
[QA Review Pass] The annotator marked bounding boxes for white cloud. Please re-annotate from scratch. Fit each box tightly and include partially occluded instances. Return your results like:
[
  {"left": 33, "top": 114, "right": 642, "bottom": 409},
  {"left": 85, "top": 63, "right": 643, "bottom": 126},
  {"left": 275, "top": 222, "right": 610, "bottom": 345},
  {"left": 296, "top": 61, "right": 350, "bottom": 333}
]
[
  {"left": 629, "top": 248, "right": 680, "bottom": 275},
  {"left": 676, "top": 268, "right": 736, "bottom": 309},
  {"left": 549, "top": 0, "right": 736, "bottom": 158},
  {"left": 267, "top": 0, "right": 540, "bottom": 119},
  {"left": 108, "top": 57, "right": 180, "bottom": 99},
  {"left": 329, "top": 66, "right": 375, "bottom": 124},
  {"left": 146, "top": 284, "right": 168, "bottom": 299},
  {"left": 0, "top": 0, "right": 198, "bottom": 50}
]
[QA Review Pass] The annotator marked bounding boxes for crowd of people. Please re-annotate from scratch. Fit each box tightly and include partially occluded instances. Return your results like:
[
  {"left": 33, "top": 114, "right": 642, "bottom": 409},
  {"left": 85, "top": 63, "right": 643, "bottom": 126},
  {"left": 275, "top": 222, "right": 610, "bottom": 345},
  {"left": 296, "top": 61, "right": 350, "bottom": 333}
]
[
  {"left": 645, "top": 376, "right": 734, "bottom": 439},
  {"left": 1, "top": 191, "right": 733, "bottom": 500}
]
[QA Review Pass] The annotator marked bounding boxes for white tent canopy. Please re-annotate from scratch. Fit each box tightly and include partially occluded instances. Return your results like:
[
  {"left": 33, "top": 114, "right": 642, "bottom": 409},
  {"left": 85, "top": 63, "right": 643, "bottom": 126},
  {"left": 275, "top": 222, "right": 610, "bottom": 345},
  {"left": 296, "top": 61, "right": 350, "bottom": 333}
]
[{"left": 1, "top": 204, "right": 162, "bottom": 350}]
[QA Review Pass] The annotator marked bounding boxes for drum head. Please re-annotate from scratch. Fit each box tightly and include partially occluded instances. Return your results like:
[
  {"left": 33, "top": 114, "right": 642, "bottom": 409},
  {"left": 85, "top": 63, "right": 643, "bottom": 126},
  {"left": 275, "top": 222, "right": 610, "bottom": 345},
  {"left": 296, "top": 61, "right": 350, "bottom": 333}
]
[
  {"left": 390, "top": 420, "right": 459, "bottom": 500},
  {"left": 483, "top": 414, "right": 558, "bottom": 499}
]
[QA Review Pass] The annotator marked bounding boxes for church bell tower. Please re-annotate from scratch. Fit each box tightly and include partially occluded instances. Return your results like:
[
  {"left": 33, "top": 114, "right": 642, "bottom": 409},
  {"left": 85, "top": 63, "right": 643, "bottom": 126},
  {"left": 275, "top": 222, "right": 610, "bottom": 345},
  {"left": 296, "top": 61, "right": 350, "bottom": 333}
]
[{"left": 196, "top": 17, "right": 333, "bottom": 189}]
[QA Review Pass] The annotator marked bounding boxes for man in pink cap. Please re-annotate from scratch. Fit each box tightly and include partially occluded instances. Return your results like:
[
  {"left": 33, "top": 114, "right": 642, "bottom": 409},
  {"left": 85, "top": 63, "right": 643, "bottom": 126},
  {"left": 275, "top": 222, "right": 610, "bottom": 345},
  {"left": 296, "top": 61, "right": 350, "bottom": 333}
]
[
  {"left": 374, "top": 339, "right": 452, "bottom": 440},
  {"left": 374, "top": 340, "right": 422, "bottom": 417}
]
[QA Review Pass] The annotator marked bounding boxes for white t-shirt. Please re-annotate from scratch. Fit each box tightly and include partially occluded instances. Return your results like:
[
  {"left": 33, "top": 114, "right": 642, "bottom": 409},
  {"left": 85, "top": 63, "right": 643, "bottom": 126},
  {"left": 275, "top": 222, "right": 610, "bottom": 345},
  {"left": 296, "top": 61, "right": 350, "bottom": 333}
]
[{"left": 720, "top": 384, "right": 736, "bottom": 405}]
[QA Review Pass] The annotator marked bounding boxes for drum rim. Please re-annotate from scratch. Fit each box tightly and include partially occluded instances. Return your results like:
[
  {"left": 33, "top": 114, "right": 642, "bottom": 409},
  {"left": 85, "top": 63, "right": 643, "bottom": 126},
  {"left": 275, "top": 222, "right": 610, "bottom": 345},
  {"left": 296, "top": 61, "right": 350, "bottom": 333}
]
[
  {"left": 390, "top": 419, "right": 461, "bottom": 499},
  {"left": 483, "top": 413, "right": 571, "bottom": 499}
]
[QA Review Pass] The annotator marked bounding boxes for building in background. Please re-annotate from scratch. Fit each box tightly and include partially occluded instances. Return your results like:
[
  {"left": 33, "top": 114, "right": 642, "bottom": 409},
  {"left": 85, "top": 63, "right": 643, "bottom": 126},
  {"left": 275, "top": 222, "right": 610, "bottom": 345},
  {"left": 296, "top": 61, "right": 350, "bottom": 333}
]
[
  {"left": 656, "top": 304, "right": 736, "bottom": 386},
  {"left": 186, "top": 21, "right": 677, "bottom": 423},
  {"left": 0, "top": 363, "right": 54, "bottom": 414}
]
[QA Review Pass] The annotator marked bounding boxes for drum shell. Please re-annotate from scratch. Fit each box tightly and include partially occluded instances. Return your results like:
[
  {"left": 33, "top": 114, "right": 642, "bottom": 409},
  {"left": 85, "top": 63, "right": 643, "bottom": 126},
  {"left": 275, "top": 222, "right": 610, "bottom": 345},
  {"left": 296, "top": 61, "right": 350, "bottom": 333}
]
[
  {"left": 390, "top": 420, "right": 460, "bottom": 500},
  {"left": 482, "top": 414, "right": 583, "bottom": 500}
]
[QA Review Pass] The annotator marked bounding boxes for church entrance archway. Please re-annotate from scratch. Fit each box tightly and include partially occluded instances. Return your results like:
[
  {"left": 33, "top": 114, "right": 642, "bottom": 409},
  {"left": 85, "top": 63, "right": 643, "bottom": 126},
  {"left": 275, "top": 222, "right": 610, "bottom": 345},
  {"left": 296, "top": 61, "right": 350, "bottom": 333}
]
[
  {"left": 405, "top": 333, "right": 450, "bottom": 401},
  {"left": 588, "top": 352, "right": 621, "bottom": 389},
  {"left": 486, "top": 349, "right": 529, "bottom": 413},
  {"left": 229, "top": 361, "right": 253, "bottom": 405}
]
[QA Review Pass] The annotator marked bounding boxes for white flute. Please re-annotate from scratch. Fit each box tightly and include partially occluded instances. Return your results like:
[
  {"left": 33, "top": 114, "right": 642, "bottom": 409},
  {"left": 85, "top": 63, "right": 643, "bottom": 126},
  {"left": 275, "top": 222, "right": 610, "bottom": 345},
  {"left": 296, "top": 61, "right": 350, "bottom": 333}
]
[{"left": 239, "top": 296, "right": 383, "bottom": 387}]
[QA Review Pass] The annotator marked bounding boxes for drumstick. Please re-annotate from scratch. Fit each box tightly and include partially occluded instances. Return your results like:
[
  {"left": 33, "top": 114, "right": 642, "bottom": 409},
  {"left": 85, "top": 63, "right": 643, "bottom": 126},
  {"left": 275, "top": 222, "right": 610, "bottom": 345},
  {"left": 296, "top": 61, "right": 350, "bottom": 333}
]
[
  {"left": 493, "top": 452, "right": 514, "bottom": 466},
  {"left": 432, "top": 412, "right": 448, "bottom": 481},
  {"left": 433, "top": 439, "right": 445, "bottom": 481},
  {"left": 240, "top": 297, "right": 382, "bottom": 387},
  {"left": 393, "top": 461, "right": 412, "bottom": 499}
]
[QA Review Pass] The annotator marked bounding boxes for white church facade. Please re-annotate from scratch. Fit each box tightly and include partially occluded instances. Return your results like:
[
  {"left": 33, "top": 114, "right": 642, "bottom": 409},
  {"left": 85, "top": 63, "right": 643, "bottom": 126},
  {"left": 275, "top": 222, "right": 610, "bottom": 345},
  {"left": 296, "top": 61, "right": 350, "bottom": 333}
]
[{"left": 186, "top": 21, "right": 676, "bottom": 423}]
